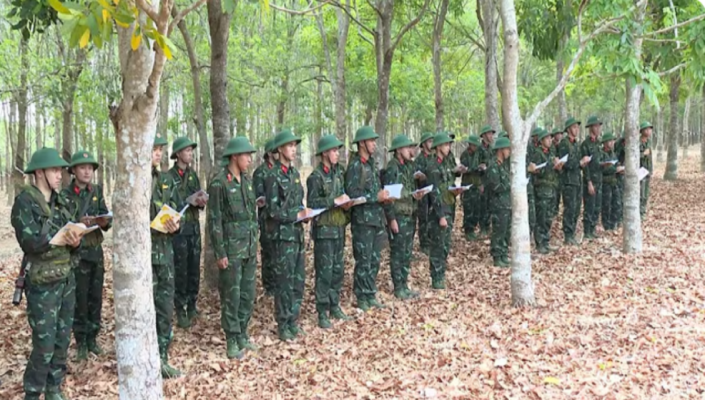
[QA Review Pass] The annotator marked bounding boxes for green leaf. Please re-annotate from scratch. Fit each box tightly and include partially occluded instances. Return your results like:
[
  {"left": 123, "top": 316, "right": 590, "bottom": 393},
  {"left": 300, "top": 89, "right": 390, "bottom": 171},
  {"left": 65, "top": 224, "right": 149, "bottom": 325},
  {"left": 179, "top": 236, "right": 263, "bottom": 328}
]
[
  {"left": 48, "top": 0, "right": 70, "bottom": 14},
  {"left": 223, "top": 0, "right": 236, "bottom": 13}
]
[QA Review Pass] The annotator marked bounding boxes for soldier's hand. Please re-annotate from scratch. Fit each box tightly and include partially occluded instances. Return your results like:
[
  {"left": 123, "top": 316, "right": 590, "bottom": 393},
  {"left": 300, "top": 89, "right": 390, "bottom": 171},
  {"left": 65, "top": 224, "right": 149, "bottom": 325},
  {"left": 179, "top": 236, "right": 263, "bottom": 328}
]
[
  {"left": 450, "top": 188, "right": 464, "bottom": 197},
  {"left": 528, "top": 163, "right": 537, "bottom": 173},
  {"left": 95, "top": 217, "right": 109, "bottom": 228},
  {"left": 580, "top": 156, "right": 590, "bottom": 167},
  {"left": 256, "top": 196, "right": 266, "bottom": 207},
  {"left": 439, "top": 217, "right": 448, "bottom": 229},
  {"left": 389, "top": 219, "right": 399, "bottom": 234},
  {"left": 217, "top": 257, "right": 229, "bottom": 270},
  {"left": 65, "top": 231, "right": 81, "bottom": 248},
  {"left": 644, "top": 148, "right": 651, "bottom": 156},
  {"left": 377, "top": 189, "right": 390, "bottom": 203},
  {"left": 165, "top": 216, "right": 180, "bottom": 233},
  {"left": 197, "top": 197, "right": 208, "bottom": 207},
  {"left": 480, "top": 185, "right": 485, "bottom": 194},
  {"left": 80, "top": 216, "right": 94, "bottom": 227},
  {"left": 479, "top": 163, "right": 487, "bottom": 171},
  {"left": 588, "top": 181, "right": 595, "bottom": 196},
  {"left": 412, "top": 191, "right": 425, "bottom": 200},
  {"left": 334, "top": 194, "right": 351, "bottom": 207}
]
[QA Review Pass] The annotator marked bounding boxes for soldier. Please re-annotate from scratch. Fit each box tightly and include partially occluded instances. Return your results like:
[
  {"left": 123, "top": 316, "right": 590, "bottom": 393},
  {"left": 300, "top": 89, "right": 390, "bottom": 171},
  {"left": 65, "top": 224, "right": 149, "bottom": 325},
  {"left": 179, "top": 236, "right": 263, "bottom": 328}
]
[
  {"left": 460, "top": 135, "right": 483, "bottom": 240},
  {"left": 265, "top": 130, "right": 308, "bottom": 340},
  {"left": 600, "top": 133, "right": 619, "bottom": 231},
  {"left": 414, "top": 132, "right": 435, "bottom": 254},
  {"left": 207, "top": 137, "right": 259, "bottom": 359},
  {"left": 306, "top": 135, "right": 353, "bottom": 328},
  {"left": 166, "top": 137, "right": 205, "bottom": 329},
  {"left": 527, "top": 127, "right": 543, "bottom": 236},
  {"left": 558, "top": 117, "right": 585, "bottom": 245},
  {"left": 639, "top": 121, "right": 653, "bottom": 218},
  {"left": 486, "top": 137, "right": 512, "bottom": 267},
  {"left": 580, "top": 116, "right": 604, "bottom": 239},
  {"left": 529, "top": 130, "right": 562, "bottom": 254},
  {"left": 62, "top": 150, "right": 111, "bottom": 361},
  {"left": 253, "top": 139, "right": 277, "bottom": 296},
  {"left": 12, "top": 147, "right": 81, "bottom": 400},
  {"left": 150, "top": 134, "right": 182, "bottom": 378},
  {"left": 551, "top": 127, "right": 564, "bottom": 217},
  {"left": 426, "top": 132, "right": 463, "bottom": 288},
  {"left": 477, "top": 125, "right": 496, "bottom": 237},
  {"left": 615, "top": 132, "right": 626, "bottom": 227},
  {"left": 345, "top": 126, "right": 392, "bottom": 311},
  {"left": 383, "top": 134, "right": 424, "bottom": 298}
]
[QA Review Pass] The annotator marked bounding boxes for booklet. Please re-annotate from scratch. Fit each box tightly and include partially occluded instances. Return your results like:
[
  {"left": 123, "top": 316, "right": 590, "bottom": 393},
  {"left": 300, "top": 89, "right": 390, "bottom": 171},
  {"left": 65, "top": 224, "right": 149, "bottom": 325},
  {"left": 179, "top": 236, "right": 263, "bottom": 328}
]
[
  {"left": 534, "top": 162, "right": 547, "bottom": 170},
  {"left": 185, "top": 189, "right": 209, "bottom": 206},
  {"left": 453, "top": 165, "right": 468, "bottom": 174},
  {"left": 414, "top": 171, "right": 426, "bottom": 180},
  {"left": 256, "top": 196, "right": 266, "bottom": 206},
  {"left": 412, "top": 185, "right": 434, "bottom": 197},
  {"left": 448, "top": 184, "right": 472, "bottom": 192},
  {"left": 384, "top": 184, "right": 403, "bottom": 200},
  {"left": 335, "top": 196, "right": 367, "bottom": 207},
  {"left": 295, "top": 208, "right": 326, "bottom": 223},
  {"left": 638, "top": 167, "right": 650, "bottom": 181},
  {"left": 50, "top": 222, "right": 100, "bottom": 246},
  {"left": 558, "top": 154, "right": 568, "bottom": 164},
  {"left": 94, "top": 211, "right": 113, "bottom": 219},
  {"left": 616, "top": 166, "right": 625, "bottom": 173},
  {"left": 601, "top": 159, "right": 618, "bottom": 166},
  {"left": 150, "top": 204, "right": 189, "bottom": 233}
]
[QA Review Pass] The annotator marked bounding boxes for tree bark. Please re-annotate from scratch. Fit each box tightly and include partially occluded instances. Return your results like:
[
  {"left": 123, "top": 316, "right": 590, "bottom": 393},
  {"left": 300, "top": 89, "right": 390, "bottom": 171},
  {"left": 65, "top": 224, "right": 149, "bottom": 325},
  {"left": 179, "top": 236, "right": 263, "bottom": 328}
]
[
  {"left": 59, "top": 45, "right": 86, "bottom": 185},
  {"left": 479, "top": 0, "right": 501, "bottom": 129},
  {"left": 35, "top": 101, "right": 43, "bottom": 151},
  {"left": 13, "top": 38, "right": 29, "bottom": 195},
  {"left": 432, "top": 0, "right": 450, "bottom": 132},
  {"left": 656, "top": 105, "right": 664, "bottom": 162},
  {"left": 97, "top": 121, "right": 105, "bottom": 187},
  {"left": 664, "top": 73, "right": 680, "bottom": 181},
  {"left": 622, "top": 0, "right": 646, "bottom": 254},
  {"left": 335, "top": 2, "right": 350, "bottom": 140},
  {"left": 158, "top": 82, "right": 170, "bottom": 171},
  {"left": 498, "top": 0, "right": 535, "bottom": 307},
  {"left": 682, "top": 95, "right": 690, "bottom": 158},
  {"left": 701, "top": 85, "right": 705, "bottom": 172}
]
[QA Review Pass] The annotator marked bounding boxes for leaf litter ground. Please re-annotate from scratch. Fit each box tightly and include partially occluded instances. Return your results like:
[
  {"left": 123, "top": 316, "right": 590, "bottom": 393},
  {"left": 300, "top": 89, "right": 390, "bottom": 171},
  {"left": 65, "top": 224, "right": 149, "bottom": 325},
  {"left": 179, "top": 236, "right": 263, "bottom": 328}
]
[{"left": 1, "top": 153, "right": 704, "bottom": 399}]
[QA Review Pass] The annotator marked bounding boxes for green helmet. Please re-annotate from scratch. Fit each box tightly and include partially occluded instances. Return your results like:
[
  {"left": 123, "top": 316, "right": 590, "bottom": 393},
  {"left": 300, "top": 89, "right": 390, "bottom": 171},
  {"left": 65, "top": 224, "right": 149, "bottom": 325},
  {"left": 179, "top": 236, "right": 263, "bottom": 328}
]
[
  {"left": 585, "top": 115, "right": 602, "bottom": 127},
  {"left": 639, "top": 121, "right": 653, "bottom": 131},
  {"left": 419, "top": 132, "right": 435, "bottom": 146},
  {"left": 538, "top": 129, "right": 552, "bottom": 141},
  {"left": 154, "top": 132, "right": 168, "bottom": 147},
  {"left": 564, "top": 117, "right": 581, "bottom": 130},
  {"left": 441, "top": 130, "right": 456, "bottom": 140},
  {"left": 497, "top": 131, "right": 508, "bottom": 139},
  {"left": 223, "top": 136, "right": 257, "bottom": 158},
  {"left": 550, "top": 127, "right": 564, "bottom": 136},
  {"left": 601, "top": 132, "right": 616, "bottom": 143},
  {"left": 171, "top": 137, "right": 197, "bottom": 159},
  {"left": 531, "top": 127, "right": 544, "bottom": 137},
  {"left": 24, "top": 147, "right": 69, "bottom": 174},
  {"left": 264, "top": 138, "right": 276, "bottom": 154},
  {"left": 492, "top": 137, "right": 511, "bottom": 151},
  {"left": 316, "top": 135, "right": 344, "bottom": 155},
  {"left": 273, "top": 129, "right": 301, "bottom": 149},
  {"left": 353, "top": 126, "right": 379, "bottom": 144},
  {"left": 431, "top": 132, "right": 453, "bottom": 149},
  {"left": 389, "top": 134, "right": 416, "bottom": 152},
  {"left": 479, "top": 125, "right": 496, "bottom": 136},
  {"left": 464, "top": 135, "right": 482, "bottom": 147},
  {"left": 69, "top": 150, "right": 99, "bottom": 173}
]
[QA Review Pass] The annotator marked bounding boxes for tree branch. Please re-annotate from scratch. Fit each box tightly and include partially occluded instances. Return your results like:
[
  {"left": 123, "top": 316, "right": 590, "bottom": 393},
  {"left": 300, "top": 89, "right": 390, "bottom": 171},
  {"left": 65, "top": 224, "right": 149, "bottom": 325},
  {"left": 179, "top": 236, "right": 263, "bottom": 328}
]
[
  {"left": 168, "top": 0, "right": 209, "bottom": 36},
  {"left": 657, "top": 63, "right": 685, "bottom": 77},
  {"left": 271, "top": 0, "right": 331, "bottom": 15},
  {"left": 135, "top": 0, "right": 161, "bottom": 24},
  {"left": 328, "top": 0, "right": 376, "bottom": 38},
  {"left": 390, "top": 0, "right": 431, "bottom": 53},
  {"left": 364, "top": 0, "right": 383, "bottom": 19},
  {"left": 643, "top": 13, "right": 705, "bottom": 37}
]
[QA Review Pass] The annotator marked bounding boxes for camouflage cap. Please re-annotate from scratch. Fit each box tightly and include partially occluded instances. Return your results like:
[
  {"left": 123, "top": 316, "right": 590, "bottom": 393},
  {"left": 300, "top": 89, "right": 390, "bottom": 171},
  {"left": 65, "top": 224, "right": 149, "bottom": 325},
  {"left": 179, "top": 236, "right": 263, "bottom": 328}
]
[
  {"left": 564, "top": 117, "right": 581, "bottom": 130},
  {"left": 24, "top": 147, "right": 69, "bottom": 174},
  {"left": 316, "top": 135, "right": 344, "bottom": 155},
  {"left": 479, "top": 125, "right": 496, "bottom": 136},
  {"left": 601, "top": 132, "right": 616, "bottom": 143},
  {"left": 171, "top": 137, "right": 197, "bottom": 159},
  {"left": 585, "top": 115, "right": 602, "bottom": 127},
  {"left": 69, "top": 150, "right": 99, "bottom": 172},
  {"left": 273, "top": 129, "right": 301, "bottom": 149},
  {"left": 431, "top": 132, "right": 454, "bottom": 149},
  {"left": 464, "top": 135, "right": 482, "bottom": 147},
  {"left": 419, "top": 132, "right": 435, "bottom": 145},
  {"left": 639, "top": 121, "right": 653, "bottom": 131},
  {"left": 492, "top": 137, "right": 511, "bottom": 151},
  {"left": 154, "top": 132, "right": 168, "bottom": 147},
  {"left": 353, "top": 126, "right": 379, "bottom": 144},
  {"left": 223, "top": 136, "right": 257, "bottom": 157},
  {"left": 389, "top": 134, "right": 416, "bottom": 152}
]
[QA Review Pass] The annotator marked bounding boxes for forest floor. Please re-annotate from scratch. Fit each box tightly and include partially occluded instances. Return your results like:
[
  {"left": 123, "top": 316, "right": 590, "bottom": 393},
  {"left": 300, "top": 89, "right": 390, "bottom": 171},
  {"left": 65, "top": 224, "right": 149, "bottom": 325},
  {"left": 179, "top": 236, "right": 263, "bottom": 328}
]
[{"left": 1, "top": 150, "right": 704, "bottom": 399}]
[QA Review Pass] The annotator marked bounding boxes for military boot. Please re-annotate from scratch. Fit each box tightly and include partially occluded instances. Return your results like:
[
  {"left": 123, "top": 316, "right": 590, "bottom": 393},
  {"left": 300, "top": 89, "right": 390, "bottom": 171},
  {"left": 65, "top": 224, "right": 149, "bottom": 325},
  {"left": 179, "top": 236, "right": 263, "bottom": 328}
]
[
  {"left": 501, "top": 256, "right": 510, "bottom": 266},
  {"left": 24, "top": 394, "right": 41, "bottom": 400},
  {"left": 480, "top": 229, "right": 489, "bottom": 238},
  {"left": 537, "top": 246, "right": 549, "bottom": 255},
  {"left": 87, "top": 337, "right": 104, "bottom": 356},
  {"left": 278, "top": 326, "right": 294, "bottom": 341},
  {"left": 45, "top": 388, "right": 68, "bottom": 400},
  {"left": 394, "top": 288, "right": 410, "bottom": 300},
  {"left": 431, "top": 280, "right": 446, "bottom": 290},
  {"left": 368, "top": 297, "right": 387, "bottom": 309},
  {"left": 330, "top": 307, "right": 352, "bottom": 321},
  {"left": 160, "top": 352, "right": 182, "bottom": 378},
  {"left": 176, "top": 309, "right": 191, "bottom": 329},
  {"left": 237, "top": 335, "right": 258, "bottom": 352},
  {"left": 357, "top": 298, "right": 370, "bottom": 312},
  {"left": 76, "top": 341, "right": 88, "bottom": 361},
  {"left": 405, "top": 287, "right": 420, "bottom": 299},
  {"left": 187, "top": 303, "right": 200, "bottom": 321},
  {"left": 226, "top": 338, "right": 245, "bottom": 359},
  {"left": 288, "top": 324, "right": 305, "bottom": 337},
  {"left": 465, "top": 231, "right": 477, "bottom": 241},
  {"left": 493, "top": 258, "right": 508, "bottom": 268},
  {"left": 318, "top": 313, "right": 332, "bottom": 329}
]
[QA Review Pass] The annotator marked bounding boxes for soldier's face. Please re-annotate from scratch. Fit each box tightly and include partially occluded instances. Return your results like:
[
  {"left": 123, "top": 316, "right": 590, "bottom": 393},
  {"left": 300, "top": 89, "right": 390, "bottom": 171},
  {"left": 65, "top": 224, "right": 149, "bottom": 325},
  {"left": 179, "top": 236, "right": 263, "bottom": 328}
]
[
  {"left": 438, "top": 143, "right": 450, "bottom": 157},
  {"left": 178, "top": 147, "right": 194, "bottom": 165},
  {"left": 541, "top": 136, "right": 552, "bottom": 148},
  {"left": 324, "top": 148, "right": 340, "bottom": 165},
  {"left": 605, "top": 140, "right": 615, "bottom": 150},
  {"left": 38, "top": 167, "right": 63, "bottom": 190},
  {"left": 590, "top": 124, "right": 602, "bottom": 136},
  {"left": 423, "top": 139, "right": 432, "bottom": 152},
  {"left": 271, "top": 152, "right": 279, "bottom": 161},
  {"left": 74, "top": 164, "right": 94, "bottom": 185},
  {"left": 568, "top": 124, "right": 579, "bottom": 137},
  {"left": 483, "top": 133, "right": 494, "bottom": 144},
  {"left": 553, "top": 133, "right": 562, "bottom": 144},
  {"left": 502, "top": 148, "right": 511, "bottom": 159},
  {"left": 279, "top": 143, "right": 297, "bottom": 162},
  {"left": 642, "top": 127, "right": 652, "bottom": 138},
  {"left": 152, "top": 146, "right": 164, "bottom": 166},
  {"left": 236, "top": 153, "right": 252, "bottom": 171},
  {"left": 363, "top": 139, "right": 377, "bottom": 154},
  {"left": 468, "top": 144, "right": 477, "bottom": 153},
  {"left": 398, "top": 146, "right": 413, "bottom": 161}
]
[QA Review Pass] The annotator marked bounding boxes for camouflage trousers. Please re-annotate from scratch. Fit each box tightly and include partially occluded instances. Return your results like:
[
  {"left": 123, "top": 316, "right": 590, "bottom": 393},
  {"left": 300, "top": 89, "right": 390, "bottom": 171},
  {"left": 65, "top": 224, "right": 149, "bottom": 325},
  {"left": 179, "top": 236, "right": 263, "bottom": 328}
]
[
  {"left": 640, "top": 178, "right": 650, "bottom": 218},
  {"left": 218, "top": 256, "right": 256, "bottom": 340},
  {"left": 615, "top": 176, "right": 624, "bottom": 225},
  {"left": 173, "top": 231, "right": 201, "bottom": 313},
  {"left": 429, "top": 213, "right": 454, "bottom": 284},
  {"left": 601, "top": 181, "right": 619, "bottom": 230},
  {"left": 554, "top": 186, "right": 562, "bottom": 217},
  {"left": 479, "top": 189, "right": 491, "bottom": 232},
  {"left": 461, "top": 188, "right": 481, "bottom": 235},
  {"left": 535, "top": 187, "right": 556, "bottom": 249},
  {"left": 273, "top": 240, "right": 305, "bottom": 330},
  {"left": 152, "top": 262, "right": 174, "bottom": 354},
  {"left": 24, "top": 273, "right": 75, "bottom": 397},
  {"left": 528, "top": 183, "right": 536, "bottom": 235},
  {"left": 389, "top": 215, "right": 416, "bottom": 292},
  {"left": 417, "top": 199, "right": 431, "bottom": 251},
  {"left": 351, "top": 224, "right": 385, "bottom": 302},
  {"left": 583, "top": 181, "right": 603, "bottom": 236},
  {"left": 491, "top": 208, "right": 511, "bottom": 261},
  {"left": 73, "top": 257, "right": 104, "bottom": 343},
  {"left": 561, "top": 184, "right": 581, "bottom": 241},
  {"left": 313, "top": 234, "right": 345, "bottom": 314},
  {"left": 259, "top": 234, "right": 275, "bottom": 294}
]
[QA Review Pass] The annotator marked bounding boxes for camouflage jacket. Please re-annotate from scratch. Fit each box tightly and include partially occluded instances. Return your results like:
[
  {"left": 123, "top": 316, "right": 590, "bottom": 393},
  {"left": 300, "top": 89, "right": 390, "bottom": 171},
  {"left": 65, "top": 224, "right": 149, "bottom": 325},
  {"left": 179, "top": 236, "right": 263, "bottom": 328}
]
[
  {"left": 61, "top": 180, "right": 111, "bottom": 262},
  {"left": 253, "top": 158, "right": 276, "bottom": 240},
  {"left": 530, "top": 146, "right": 559, "bottom": 191},
  {"left": 264, "top": 161, "right": 304, "bottom": 242},
  {"left": 487, "top": 157, "right": 511, "bottom": 211},
  {"left": 151, "top": 167, "right": 177, "bottom": 266},
  {"left": 557, "top": 136, "right": 582, "bottom": 186},
  {"left": 11, "top": 185, "right": 77, "bottom": 283},
  {"left": 601, "top": 147, "right": 618, "bottom": 184},
  {"left": 427, "top": 155, "right": 456, "bottom": 219},
  {"left": 413, "top": 150, "right": 434, "bottom": 186},
  {"left": 345, "top": 152, "right": 385, "bottom": 227},
  {"left": 460, "top": 146, "right": 482, "bottom": 186},
  {"left": 306, "top": 163, "right": 348, "bottom": 240},
  {"left": 382, "top": 156, "right": 416, "bottom": 221},
  {"left": 165, "top": 165, "right": 203, "bottom": 234},
  {"left": 479, "top": 142, "right": 493, "bottom": 186},
  {"left": 207, "top": 167, "right": 258, "bottom": 260},
  {"left": 640, "top": 137, "right": 653, "bottom": 174},
  {"left": 580, "top": 135, "right": 604, "bottom": 185}
]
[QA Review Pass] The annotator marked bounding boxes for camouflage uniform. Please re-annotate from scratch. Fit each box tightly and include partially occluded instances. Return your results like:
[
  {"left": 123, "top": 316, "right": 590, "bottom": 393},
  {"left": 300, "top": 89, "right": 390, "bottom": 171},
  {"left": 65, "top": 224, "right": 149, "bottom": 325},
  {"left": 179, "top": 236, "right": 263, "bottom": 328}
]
[
  {"left": 459, "top": 136, "right": 482, "bottom": 239},
  {"left": 527, "top": 131, "right": 541, "bottom": 235},
  {"left": 62, "top": 176, "right": 110, "bottom": 355},
  {"left": 413, "top": 137, "right": 434, "bottom": 253},
  {"left": 207, "top": 137, "right": 258, "bottom": 357},
  {"left": 557, "top": 118, "right": 583, "bottom": 244},
  {"left": 265, "top": 130, "right": 306, "bottom": 339},
  {"left": 166, "top": 163, "right": 203, "bottom": 324},
  {"left": 615, "top": 136, "right": 626, "bottom": 226},
  {"left": 252, "top": 142, "right": 277, "bottom": 295},
  {"left": 639, "top": 122, "right": 653, "bottom": 218},
  {"left": 580, "top": 120, "right": 604, "bottom": 238},
  {"left": 11, "top": 148, "right": 76, "bottom": 399},
  {"left": 600, "top": 135, "right": 619, "bottom": 230},
  {"left": 486, "top": 138, "right": 512, "bottom": 266},
  {"left": 478, "top": 141, "right": 493, "bottom": 235},
  {"left": 530, "top": 134, "right": 559, "bottom": 253}
]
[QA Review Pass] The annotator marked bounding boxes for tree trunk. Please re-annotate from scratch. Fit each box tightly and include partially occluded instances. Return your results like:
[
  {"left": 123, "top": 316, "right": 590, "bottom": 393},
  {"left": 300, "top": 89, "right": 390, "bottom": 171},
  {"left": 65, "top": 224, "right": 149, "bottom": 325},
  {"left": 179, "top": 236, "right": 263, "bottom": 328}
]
[
  {"left": 432, "top": 0, "right": 450, "bottom": 132},
  {"left": 622, "top": 0, "right": 646, "bottom": 254},
  {"left": 97, "top": 121, "right": 105, "bottom": 187},
  {"left": 158, "top": 82, "right": 170, "bottom": 171},
  {"left": 13, "top": 39, "right": 29, "bottom": 195},
  {"left": 498, "top": 0, "right": 535, "bottom": 307},
  {"left": 35, "top": 101, "right": 42, "bottom": 151},
  {"left": 682, "top": 95, "right": 690, "bottom": 158},
  {"left": 701, "top": 85, "right": 705, "bottom": 172},
  {"left": 205, "top": 0, "right": 234, "bottom": 288},
  {"left": 656, "top": 105, "right": 664, "bottom": 162},
  {"left": 59, "top": 48, "right": 86, "bottom": 185},
  {"left": 664, "top": 73, "right": 680, "bottom": 181},
  {"left": 335, "top": 2, "right": 350, "bottom": 140},
  {"left": 480, "top": 0, "right": 501, "bottom": 129}
]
